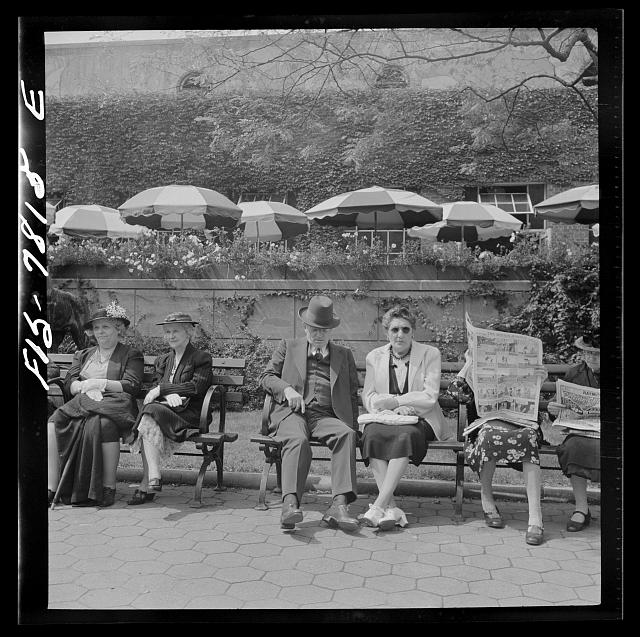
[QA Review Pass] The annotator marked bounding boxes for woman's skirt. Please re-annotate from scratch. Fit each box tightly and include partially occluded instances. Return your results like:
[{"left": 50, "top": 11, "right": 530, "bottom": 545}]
[
  {"left": 360, "top": 418, "right": 435, "bottom": 467},
  {"left": 129, "top": 402, "right": 196, "bottom": 459},
  {"left": 555, "top": 434, "right": 600, "bottom": 482},
  {"left": 465, "top": 420, "right": 541, "bottom": 474}
]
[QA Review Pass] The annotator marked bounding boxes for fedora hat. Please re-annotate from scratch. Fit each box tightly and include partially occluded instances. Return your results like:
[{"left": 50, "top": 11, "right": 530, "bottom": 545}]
[
  {"left": 84, "top": 301, "right": 130, "bottom": 330},
  {"left": 574, "top": 335, "right": 600, "bottom": 352},
  {"left": 156, "top": 312, "right": 199, "bottom": 326},
  {"left": 298, "top": 295, "right": 340, "bottom": 329}
]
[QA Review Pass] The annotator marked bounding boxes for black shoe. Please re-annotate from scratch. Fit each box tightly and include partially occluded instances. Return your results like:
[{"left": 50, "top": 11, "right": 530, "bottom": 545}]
[
  {"left": 71, "top": 499, "right": 99, "bottom": 508},
  {"left": 98, "top": 487, "right": 116, "bottom": 508},
  {"left": 525, "top": 525, "right": 544, "bottom": 545},
  {"left": 567, "top": 509, "right": 591, "bottom": 532},
  {"left": 322, "top": 504, "right": 358, "bottom": 533},
  {"left": 127, "top": 489, "right": 156, "bottom": 506},
  {"left": 281, "top": 501, "right": 303, "bottom": 529},
  {"left": 483, "top": 508, "right": 505, "bottom": 529}
]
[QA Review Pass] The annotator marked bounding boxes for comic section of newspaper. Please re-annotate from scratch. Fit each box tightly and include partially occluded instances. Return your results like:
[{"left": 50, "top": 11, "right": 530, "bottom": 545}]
[
  {"left": 551, "top": 379, "right": 600, "bottom": 438},
  {"left": 464, "top": 314, "right": 543, "bottom": 436}
]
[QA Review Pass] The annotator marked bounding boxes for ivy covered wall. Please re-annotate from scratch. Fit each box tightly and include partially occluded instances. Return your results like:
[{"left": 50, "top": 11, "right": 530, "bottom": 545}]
[{"left": 46, "top": 88, "right": 597, "bottom": 210}]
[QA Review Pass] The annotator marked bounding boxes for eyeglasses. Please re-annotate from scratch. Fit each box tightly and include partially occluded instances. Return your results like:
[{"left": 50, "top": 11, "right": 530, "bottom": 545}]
[{"left": 389, "top": 326, "right": 411, "bottom": 334}]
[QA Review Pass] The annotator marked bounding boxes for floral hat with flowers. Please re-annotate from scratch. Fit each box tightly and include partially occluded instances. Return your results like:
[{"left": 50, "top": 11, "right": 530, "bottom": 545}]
[{"left": 84, "top": 300, "right": 131, "bottom": 329}]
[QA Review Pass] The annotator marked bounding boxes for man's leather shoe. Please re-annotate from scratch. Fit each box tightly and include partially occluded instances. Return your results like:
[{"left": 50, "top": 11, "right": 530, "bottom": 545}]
[
  {"left": 281, "top": 501, "right": 303, "bottom": 529},
  {"left": 567, "top": 509, "right": 591, "bottom": 532},
  {"left": 98, "top": 486, "right": 116, "bottom": 508},
  {"left": 322, "top": 504, "right": 358, "bottom": 533}
]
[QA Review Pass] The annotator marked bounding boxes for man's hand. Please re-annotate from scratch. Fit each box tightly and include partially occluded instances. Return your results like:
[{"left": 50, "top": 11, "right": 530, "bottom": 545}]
[
  {"left": 164, "top": 393, "right": 183, "bottom": 408},
  {"left": 284, "top": 386, "right": 305, "bottom": 413},
  {"left": 546, "top": 401, "right": 562, "bottom": 416},
  {"left": 144, "top": 386, "right": 161, "bottom": 405},
  {"left": 372, "top": 396, "right": 399, "bottom": 411}
]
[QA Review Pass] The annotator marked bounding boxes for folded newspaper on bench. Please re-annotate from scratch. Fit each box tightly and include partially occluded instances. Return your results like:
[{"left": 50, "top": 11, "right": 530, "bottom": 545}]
[
  {"left": 551, "top": 379, "right": 600, "bottom": 437},
  {"left": 462, "top": 314, "right": 543, "bottom": 437},
  {"left": 358, "top": 413, "right": 419, "bottom": 426}
]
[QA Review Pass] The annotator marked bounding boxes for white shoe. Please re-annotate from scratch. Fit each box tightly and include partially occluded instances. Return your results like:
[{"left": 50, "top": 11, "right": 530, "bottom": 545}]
[
  {"left": 360, "top": 504, "right": 386, "bottom": 528},
  {"left": 387, "top": 506, "right": 409, "bottom": 528},
  {"left": 377, "top": 508, "right": 398, "bottom": 532}
]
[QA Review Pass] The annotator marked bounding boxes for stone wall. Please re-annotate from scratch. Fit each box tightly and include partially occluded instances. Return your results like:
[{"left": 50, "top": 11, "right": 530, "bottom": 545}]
[{"left": 51, "top": 275, "right": 532, "bottom": 362}]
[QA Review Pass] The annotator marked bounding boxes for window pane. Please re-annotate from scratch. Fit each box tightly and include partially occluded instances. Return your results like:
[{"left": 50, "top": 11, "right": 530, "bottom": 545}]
[
  {"left": 512, "top": 193, "right": 529, "bottom": 202},
  {"left": 495, "top": 194, "right": 513, "bottom": 204},
  {"left": 478, "top": 193, "right": 494, "bottom": 203},
  {"left": 514, "top": 203, "right": 530, "bottom": 212},
  {"left": 495, "top": 202, "right": 516, "bottom": 212}
]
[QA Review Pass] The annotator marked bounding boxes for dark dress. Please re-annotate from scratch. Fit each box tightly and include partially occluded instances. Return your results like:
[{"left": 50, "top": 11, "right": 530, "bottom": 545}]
[
  {"left": 456, "top": 379, "right": 543, "bottom": 474},
  {"left": 131, "top": 342, "right": 212, "bottom": 443},
  {"left": 553, "top": 362, "right": 600, "bottom": 483},
  {"left": 49, "top": 342, "right": 144, "bottom": 504},
  {"left": 360, "top": 354, "right": 436, "bottom": 467}
]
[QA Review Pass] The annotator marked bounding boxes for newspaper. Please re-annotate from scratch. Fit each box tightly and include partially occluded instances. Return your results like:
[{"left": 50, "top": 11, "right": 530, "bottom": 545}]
[
  {"left": 551, "top": 379, "right": 600, "bottom": 437},
  {"left": 463, "top": 314, "right": 543, "bottom": 436}
]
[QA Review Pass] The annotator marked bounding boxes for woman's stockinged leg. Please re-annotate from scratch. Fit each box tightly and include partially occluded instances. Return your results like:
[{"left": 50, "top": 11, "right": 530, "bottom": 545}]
[
  {"left": 523, "top": 461, "right": 543, "bottom": 527},
  {"left": 142, "top": 435, "right": 162, "bottom": 482},
  {"left": 139, "top": 443, "right": 150, "bottom": 492},
  {"left": 479, "top": 459, "right": 498, "bottom": 514},
  {"left": 47, "top": 421, "right": 59, "bottom": 491},
  {"left": 369, "top": 458, "right": 389, "bottom": 497},
  {"left": 102, "top": 442, "right": 120, "bottom": 489},
  {"left": 373, "top": 457, "right": 410, "bottom": 510},
  {"left": 570, "top": 474, "right": 589, "bottom": 520}
]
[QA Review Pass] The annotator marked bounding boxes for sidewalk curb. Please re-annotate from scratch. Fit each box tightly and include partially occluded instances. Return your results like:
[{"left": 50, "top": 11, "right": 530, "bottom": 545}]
[{"left": 116, "top": 468, "right": 601, "bottom": 504}]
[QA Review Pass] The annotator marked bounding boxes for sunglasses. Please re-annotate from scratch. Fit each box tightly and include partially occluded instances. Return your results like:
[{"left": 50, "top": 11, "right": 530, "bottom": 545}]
[{"left": 389, "top": 326, "right": 412, "bottom": 334}]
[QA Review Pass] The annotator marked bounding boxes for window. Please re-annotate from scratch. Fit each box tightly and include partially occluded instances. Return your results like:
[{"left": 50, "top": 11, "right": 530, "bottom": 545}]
[
  {"left": 237, "top": 192, "right": 292, "bottom": 205},
  {"left": 356, "top": 229, "right": 407, "bottom": 264},
  {"left": 467, "top": 184, "right": 546, "bottom": 228}
]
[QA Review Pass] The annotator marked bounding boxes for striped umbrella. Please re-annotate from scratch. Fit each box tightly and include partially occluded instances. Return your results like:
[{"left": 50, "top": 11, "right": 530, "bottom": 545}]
[
  {"left": 49, "top": 204, "right": 152, "bottom": 239},
  {"left": 407, "top": 201, "right": 522, "bottom": 245},
  {"left": 238, "top": 201, "right": 309, "bottom": 243},
  {"left": 119, "top": 185, "right": 242, "bottom": 230},
  {"left": 304, "top": 186, "right": 443, "bottom": 229},
  {"left": 534, "top": 184, "right": 599, "bottom": 224}
]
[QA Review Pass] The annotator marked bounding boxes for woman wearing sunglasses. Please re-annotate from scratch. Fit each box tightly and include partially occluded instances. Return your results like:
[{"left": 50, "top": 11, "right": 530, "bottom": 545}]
[{"left": 360, "top": 305, "right": 447, "bottom": 529}]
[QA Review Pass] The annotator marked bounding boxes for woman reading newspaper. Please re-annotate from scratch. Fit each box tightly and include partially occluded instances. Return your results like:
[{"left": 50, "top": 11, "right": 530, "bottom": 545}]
[
  {"left": 546, "top": 335, "right": 600, "bottom": 532},
  {"left": 449, "top": 346, "right": 548, "bottom": 546}
]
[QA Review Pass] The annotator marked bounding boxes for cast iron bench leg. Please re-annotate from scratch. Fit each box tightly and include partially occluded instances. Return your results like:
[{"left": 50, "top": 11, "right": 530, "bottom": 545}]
[
  {"left": 190, "top": 445, "right": 213, "bottom": 508},
  {"left": 214, "top": 445, "right": 226, "bottom": 492},
  {"left": 255, "top": 461, "right": 272, "bottom": 510},
  {"left": 453, "top": 450, "right": 465, "bottom": 521}
]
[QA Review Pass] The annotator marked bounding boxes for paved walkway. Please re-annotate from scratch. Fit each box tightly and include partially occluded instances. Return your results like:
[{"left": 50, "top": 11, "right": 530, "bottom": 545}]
[{"left": 48, "top": 483, "right": 600, "bottom": 610}]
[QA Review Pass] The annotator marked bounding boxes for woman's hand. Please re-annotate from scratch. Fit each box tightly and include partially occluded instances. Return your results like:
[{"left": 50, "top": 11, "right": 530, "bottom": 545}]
[
  {"left": 85, "top": 389, "right": 103, "bottom": 402},
  {"left": 372, "top": 396, "right": 399, "bottom": 411},
  {"left": 164, "top": 393, "right": 183, "bottom": 408},
  {"left": 546, "top": 401, "right": 563, "bottom": 416},
  {"left": 80, "top": 378, "right": 107, "bottom": 393},
  {"left": 394, "top": 406, "right": 417, "bottom": 416},
  {"left": 144, "top": 386, "right": 161, "bottom": 405}
]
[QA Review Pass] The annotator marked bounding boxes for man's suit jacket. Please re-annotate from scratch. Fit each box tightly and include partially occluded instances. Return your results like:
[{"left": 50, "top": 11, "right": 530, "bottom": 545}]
[
  {"left": 259, "top": 338, "right": 359, "bottom": 430},
  {"left": 362, "top": 341, "right": 447, "bottom": 440}
]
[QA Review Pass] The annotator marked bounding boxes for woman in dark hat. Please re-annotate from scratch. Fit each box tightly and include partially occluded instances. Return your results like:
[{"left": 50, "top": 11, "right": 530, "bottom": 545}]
[
  {"left": 126, "top": 313, "right": 212, "bottom": 505},
  {"left": 547, "top": 334, "right": 600, "bottom": 531},
  {"left": 48, "top": 301, "right": 144, "bottom": 508}
]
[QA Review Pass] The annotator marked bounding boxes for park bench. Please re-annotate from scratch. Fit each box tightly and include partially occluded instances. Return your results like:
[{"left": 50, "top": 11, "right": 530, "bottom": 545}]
[
  {"left": 47, "top": 353, "right": 246, "bottom": 507},
  {"left": 251, "top": 361, "right": 570, "bottom": 518}
]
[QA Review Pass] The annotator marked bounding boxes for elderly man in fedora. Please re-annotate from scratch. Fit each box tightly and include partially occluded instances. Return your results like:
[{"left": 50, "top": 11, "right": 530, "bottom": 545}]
[
  {"left": 547, "top": 333, "right": 601, "bottom": 531},
  {"left": 259, "top": 295, "right": 360, "bottom": 532}
]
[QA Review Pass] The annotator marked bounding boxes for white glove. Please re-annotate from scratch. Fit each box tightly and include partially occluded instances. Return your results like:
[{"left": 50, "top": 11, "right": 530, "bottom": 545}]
[
  {"left": 164, "top": 393, "right": 183, "bottom": 408},
  {"left": 144, "top": 386, "right": 161, "bottom": 405},
  {"left": 85, "top": 389, "right": 104, "bottom": 402},
  {"left": 81, "top": 378, "right": 107, "bottom": 392}
]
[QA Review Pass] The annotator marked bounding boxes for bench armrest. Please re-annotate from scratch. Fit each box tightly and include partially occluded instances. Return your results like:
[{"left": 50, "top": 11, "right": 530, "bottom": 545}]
[
  {"left": 261, "top": 393, "right": 274, "bottom": 436},
  {"left": 199, "top": 384, "right": 222, "bottom": 434}
]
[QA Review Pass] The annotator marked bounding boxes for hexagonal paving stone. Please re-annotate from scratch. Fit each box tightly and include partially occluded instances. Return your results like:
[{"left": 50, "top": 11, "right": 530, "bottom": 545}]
[
  {"left": 66, "top": 534, "right": 110, "bottom": 547},
  {"left": 343, "top": 559, "right": 392, "bottom": 577},
  {"left": 333, "top": 587, "right": 388, "bottom": 608},
  {"left": 236, "top": 543, "right": 282, "bottom": 558},
  {"left": 371, "top": 549, "right": 415, "bottom": 565},
  {"left": 469, "top": 579, "right": 522, "bottom": 599},
  {"left": 216, "top": 566, "right": 265, "bottom": 583},
  {"left": 365, "top": 574, "right": 415, "bottom": 593},
  {"left": 521, "top": 582, "right": 578, "bottom": 602},
  {"left": 485, "top": 543, "right": 530, "bottom": 559},
  {"left": 385, "top": 590, "right": 443, "bottom": 608},
  {"left": 103, "top": 526, "right": 146, "bottom": 538},
  {"left": 558, "top": 559, "right": 601, "bottom": 575},
  {"left": 76, "top": 571, "right": 130, "bottom": 590},
  {"left": 542, "top": 570, "right": 594, "bottom": 588},
  {"left": 391, "top": 562, "right": 440, "bottom": 579},
  {"left": 243, "top": 599, "right": 300, "bottom": 609},
  {"left": 191, "top": 540, "right": 238, "bottom": 555},
  {"left": 79, "top": 588, "right": 135, "bottom": 608},
  {"left": 157, "top": 550, "right": 205, "bottom": 565},
  {"left": 131, "top": 591, "right": 191, "bottom": 609},
  {"left": 576, "top": 586, "right": 601, "bottom": 602},
  {"left": 224, "top": 531, "right": 267, "bottom": 544},
  {"left": 112, "top": 547, "right": 161, "bottom": 562},
  {"left": 49, "top": 569, "right": 83, "bottom": 585},
  {"left": 174, "top": 578, "right": 230, "bottom": 598},
  {"left": 71, "top": 557, "right": 124, "bottom": 573},
  {"left": 325, "top": 547, "right": 371, "bottom": 562},
  {"left": 263, "top": 568, "right": 314, "bottom": 587},
  {"left": 511, "top": 557, "right": 561, "bottom": 573},
  {"left": 226, "top": 580, "right": 281, "bottom": 601},
  {"left": 49, "top": 584, "right": 87, "bottom": 603},
  {"left": 417, "top": 552, "right": 463, "bottom": 567},
  {"left": 249, "top": 555, "right": 300, "bottom": 572},
  {"left": 182, "top": 530, "right": 227, "bottom": 542},
  {"left": 442, "top": 593, "right": 499, "bottom": 607},
  {"left": 491, "top": 567, "right": 542, "bottom": 585},
  {"left": 203, "top": 553, "right": 252, "bottom": 568},
  {"left": 166, "top": 562, "right": 219, "bottom": 579},
  {"left": 459, "top": 533, "right": 505, "bottom": 546},
  {"left": 123, "top": 573, "right": 179, "bottom": 594},
  {"left": 313, "top": 572, "right": 364, "bottom": 590},
  {"left": 143, "top": 527, "right": 188, "bottom": 540},
  {"left": 441, "top": 543, "right": 485, "bottom": 557},
  {"left": 417, "top": 576, "right": 468, "bottom": 596},
  {"left": 439, "top": 564, "right": 491, "bottom": 582},
  {"left": 528, "top": 548, "right": 578, "bottom": 561},
  {"left": 106, "top": 535, "right": 154, "bottom": 549},
  {"left": 184, "top": 595, "right": 242, "bottom": 608},
  {"left": 118, "top": 560, "right": 170, "bottom": 576},
  {"left": 49, "top": 542, "right": 74, "bottom": 555},
  {"left": 463, "top": 554, "right": 511, "bottom": 570},
  {"left": 297, "top": 557, "right": 343, "bottom": 574},
  {"left": 498, "top": 597, "right": 553, "bottom": 607},
  {"left": 392, "top": 541, "right": 441, "bottom": 555}
]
